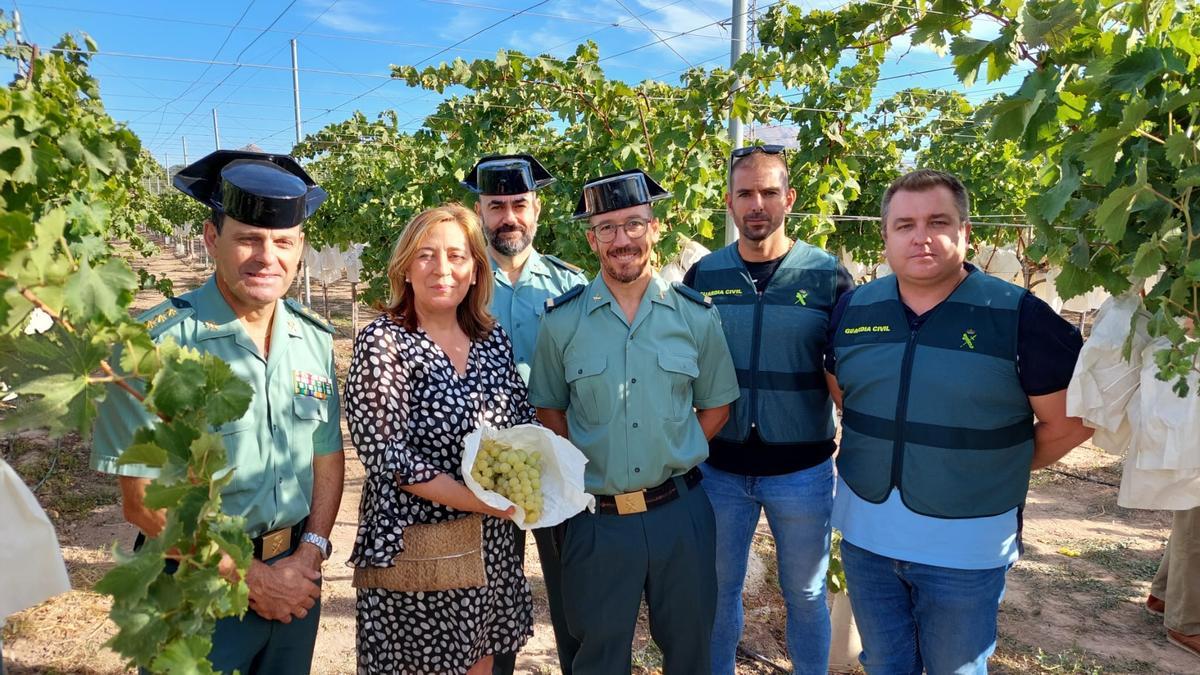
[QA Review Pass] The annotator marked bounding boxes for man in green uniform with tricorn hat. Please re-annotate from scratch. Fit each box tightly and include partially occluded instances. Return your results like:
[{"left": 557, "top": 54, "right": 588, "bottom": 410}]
[
  {"left": 529, "top": 168, "right": 739, "bottom": 674},
  {"left": 92, "top": 150, "right": 345, "bottom": 674}
]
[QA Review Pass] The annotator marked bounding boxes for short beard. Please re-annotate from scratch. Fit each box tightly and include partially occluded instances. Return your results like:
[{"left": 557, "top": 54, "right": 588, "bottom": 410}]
[
  {"left": 737, "top": 216, "right": 783, "bottom": 242},
  {"left": 488, "top": 227, "right": 532, "bottom": 257},
  {"left": 601, "top": 246, "right": 647, "bottom": 283}
]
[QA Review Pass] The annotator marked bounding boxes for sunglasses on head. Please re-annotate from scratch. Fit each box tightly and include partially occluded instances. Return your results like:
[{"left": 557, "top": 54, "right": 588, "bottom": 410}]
[{"left": 730, "top": 144, "right": 787, "bottom": 160}]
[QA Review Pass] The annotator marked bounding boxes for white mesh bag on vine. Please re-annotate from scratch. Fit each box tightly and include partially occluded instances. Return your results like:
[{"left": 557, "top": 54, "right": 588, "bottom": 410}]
[
  {"left": 660, "top": 237, "right": 709, "bottom": 284},
  {"left": 1117, "top": 337, "right": 1200, "bottom": 511},
  {"left": 462, "top": 423, "right": 595, "bottom": 530},
  {"left": 1029, "top": 268, "right": 1065, "bottom": 314},
  {"left": 311, "top": 245, "right": 345, "bottom": 285},
  {"left": 971, "top": 244, "right": 1023, "bottom": 285},
  {"left": 1066, "top": 292, "right": 1150, "bottom": 455},
  {"left": 839, "top": 249, "right": 872, "bottom": 284},
  {"left": 342, "top": 243, "right": 369, "bottom": 284}
]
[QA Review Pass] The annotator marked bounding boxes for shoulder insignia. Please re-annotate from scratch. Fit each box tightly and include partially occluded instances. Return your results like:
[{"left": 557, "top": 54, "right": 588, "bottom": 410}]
[
  {"left": 672, "top": 282, "right": 713, "bottom": 307},
  {"left": 137, "top": 297, "right": 194, "bottom": 336},
  {"left": 543, "top": 254, "right": 584, "bottom": 275},
  {"left": 285, "top": 298, "right": 335, "bottom": 334},
  {"left": 544, "top": 284, "right": 586, "bottom": 313}
]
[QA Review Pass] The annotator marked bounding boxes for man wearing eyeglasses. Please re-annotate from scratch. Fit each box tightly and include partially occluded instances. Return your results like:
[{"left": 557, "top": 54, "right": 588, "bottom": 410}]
[
  {"left": 461, "top": 154, "right": 587, "bottom": 675},
  {"left": 528, "top": 169, "right": 739, "bottom": 674},
  {"left": 683, "top": 144, "right": 854, "bottom": 674}
]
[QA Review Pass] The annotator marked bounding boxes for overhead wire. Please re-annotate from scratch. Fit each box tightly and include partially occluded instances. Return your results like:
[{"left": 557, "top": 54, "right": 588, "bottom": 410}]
[
  {"left": 20, "top": 0, "right": 736, "bottom": 43},
  {"left": 614, "top": 0, "right": 693, "bottom": 67},
  {"left": 149, "top": 0, "right": 302, "bottom": 151},
  {"left": 32, "top": 1, "right": 1028, "bottom": 159},
  {"left": 247, "top": 0, "right": 558, "bottom": 150},
  {"left": 601, "top": 0, "right": 786, "bottom": 63},
  {"left": 136, "top": 0, "right": 258, "bottom": 146},
  {"left": 418, "top": 0, "right": 728, "bottom": 40}
]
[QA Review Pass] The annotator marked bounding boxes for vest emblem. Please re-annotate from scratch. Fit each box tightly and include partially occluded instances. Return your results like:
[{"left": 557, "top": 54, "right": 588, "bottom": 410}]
[
  {"left": 794, "top": 289, "right": 809, "bottom": 305},
  {"left": 960, "top": 328, "right": 977, "bottom": 350}
]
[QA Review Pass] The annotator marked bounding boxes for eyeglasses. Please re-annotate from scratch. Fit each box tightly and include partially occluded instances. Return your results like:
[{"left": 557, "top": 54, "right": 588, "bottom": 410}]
[
  {"left": 590, "top": 218, "right": 649, "bottom": 243},
  {"left": 730, "top": 144, "right": 787, "bottom": 163}
]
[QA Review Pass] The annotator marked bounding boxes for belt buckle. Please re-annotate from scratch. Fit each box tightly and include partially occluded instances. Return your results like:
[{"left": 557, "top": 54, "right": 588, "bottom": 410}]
[
  {"left": 614, "top": 490, "right": 647, "bottom": 515},
  {"left": 261, "top": 528, "right": 291, "bottom": 559}
]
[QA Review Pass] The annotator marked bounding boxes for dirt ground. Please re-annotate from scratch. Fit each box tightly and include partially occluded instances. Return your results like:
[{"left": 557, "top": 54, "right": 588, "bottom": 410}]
[{"left": 1, "top": 237, "right": 1195, "bottom": 674}]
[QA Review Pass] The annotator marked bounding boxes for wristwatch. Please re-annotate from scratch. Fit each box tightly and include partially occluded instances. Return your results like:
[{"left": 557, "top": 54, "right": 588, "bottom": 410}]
[{"left": 301, "top": 532, "right": 333, "bottom": 560}]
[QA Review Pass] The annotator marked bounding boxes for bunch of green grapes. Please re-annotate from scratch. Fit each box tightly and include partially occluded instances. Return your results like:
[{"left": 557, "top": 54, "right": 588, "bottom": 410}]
[{"left": 472, "top": 439, "right": 544, "bottom": 524}]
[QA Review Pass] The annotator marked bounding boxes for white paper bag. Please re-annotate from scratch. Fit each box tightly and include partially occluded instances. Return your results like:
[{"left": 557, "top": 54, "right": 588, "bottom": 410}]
[
  {"left": 462, "top": 424, "right": 595, "bottom": 530},
  {"left": 1066, "top": 292, "right": 1149, "bottom": 453},
  {"left": 0, "top": 458, "right": 70, "bottom": 618}
]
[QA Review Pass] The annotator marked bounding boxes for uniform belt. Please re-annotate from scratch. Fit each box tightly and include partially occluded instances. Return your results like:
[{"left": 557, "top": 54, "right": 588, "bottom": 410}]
[
  {"left": 252, "top": 520, "right": 307, "bottom": 560},
  {"left": 594, "top": 467, "right": 702, "bottom": 515}
]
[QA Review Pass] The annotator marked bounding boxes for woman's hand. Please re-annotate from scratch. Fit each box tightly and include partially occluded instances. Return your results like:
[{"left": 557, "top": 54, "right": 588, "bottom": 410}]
[
  {"left": 400, "top": 473, "right": 517, "bottom": 520},
  {"left": 477, "top": 502, "right": 517, "bottom": 520}
]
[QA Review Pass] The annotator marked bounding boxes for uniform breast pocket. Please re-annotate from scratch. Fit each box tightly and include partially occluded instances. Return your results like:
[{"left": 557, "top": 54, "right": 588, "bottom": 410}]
[
  {"left": 657, "top": 352, "right": 699, "bottom": 421},
  {"left": 565, "top": 355, "right": 613, "bottom": 425},
  {"left": 217, "top": 416, "right": 260, "bottom": 494},
  {"left": 292, "top": 395, "right": 329, "bottom": 442}
]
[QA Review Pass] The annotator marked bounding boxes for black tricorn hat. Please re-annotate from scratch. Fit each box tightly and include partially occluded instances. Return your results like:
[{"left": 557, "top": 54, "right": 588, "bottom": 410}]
[
  {"left": 173, "top": 150, "right": 328, "bottom": 229},
  {"left": 572, "top": 169, "right": 671, "bottom": 220},
  {"left": 461, "top": 154, "right": 556, "bottom": 195}
]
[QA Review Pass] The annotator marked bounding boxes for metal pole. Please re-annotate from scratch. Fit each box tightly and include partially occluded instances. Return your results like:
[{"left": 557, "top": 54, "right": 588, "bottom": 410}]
[
  {"left": 304, "top": 257, "right": 312, "bottom": 305},
  {"left": 163, "top": 154, "right": 169, "bottom": 193},
  {"left": 725, "top": 0, "right": 748, "bottom": 245},
  {"left": 182, "top": 136, "right": 189, "bottom": 166},
  {"left": 291, "top": 39, "right": 311, "bottom": 304},
  {"left": 291, "top": 39, "right": 303, "bottom": 146},
  {"left": 212, "top": 108, "right": 221, "bottom": 150}
]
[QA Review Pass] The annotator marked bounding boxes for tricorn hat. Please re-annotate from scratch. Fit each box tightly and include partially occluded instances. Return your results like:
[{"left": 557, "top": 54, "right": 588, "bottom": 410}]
[
  {"left": 173, "top": 150, "right": 328, "bottom": 229},
  {"left": 461, "top": 154, "right": 556, "bottom": 195},
  {"left": 572, "top": 169, "right": 671, "bottom": 220}
]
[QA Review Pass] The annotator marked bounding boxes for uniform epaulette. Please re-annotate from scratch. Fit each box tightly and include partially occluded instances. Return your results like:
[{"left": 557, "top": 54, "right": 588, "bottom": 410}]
[
  {"left": 671, "top": 282, "right": 713, "bottom": 307},
  {"left": 137, "top": 297, "right": 194, "bottom": 336},
  {"left": 543, "top": 254, "right": 584, "bottom": 275},
  {"left": 544, "top": 284, "right": 586, "bottom": 313},
  {"left": 285, "top": 298, "right": 335, "bottom": 333}
]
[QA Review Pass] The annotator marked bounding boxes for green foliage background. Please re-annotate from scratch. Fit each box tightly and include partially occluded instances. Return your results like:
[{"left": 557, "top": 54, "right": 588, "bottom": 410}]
[{"left": 0, "top": 0, "right": 1196, "bottom": 671}]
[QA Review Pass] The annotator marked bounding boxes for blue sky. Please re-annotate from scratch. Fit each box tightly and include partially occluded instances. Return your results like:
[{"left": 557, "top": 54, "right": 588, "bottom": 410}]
[{"left": 11, "top": 0, "right": 1026, "bottom": 168}]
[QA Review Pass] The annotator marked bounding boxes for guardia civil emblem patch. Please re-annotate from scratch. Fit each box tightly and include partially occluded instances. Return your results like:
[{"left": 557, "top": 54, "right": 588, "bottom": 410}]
[{"left": 960, "top": 328, "right": 977, "bottom": 350}]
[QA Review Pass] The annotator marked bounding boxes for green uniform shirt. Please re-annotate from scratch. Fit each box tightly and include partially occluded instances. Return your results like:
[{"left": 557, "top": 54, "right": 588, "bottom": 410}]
[
  {"left": 490, "top": 249, "right": 587, "bottom": 383},
  {"left": 91, "top": 276, "right": 344, "bottom": 537},
  {"left": 529, "top": 274, "right": 739, "bottom": 496}
]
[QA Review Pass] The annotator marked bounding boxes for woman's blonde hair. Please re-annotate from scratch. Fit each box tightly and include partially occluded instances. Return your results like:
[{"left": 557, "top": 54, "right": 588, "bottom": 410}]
[{"left": 382, "top": 203, "right": 494, "bottom": 340}]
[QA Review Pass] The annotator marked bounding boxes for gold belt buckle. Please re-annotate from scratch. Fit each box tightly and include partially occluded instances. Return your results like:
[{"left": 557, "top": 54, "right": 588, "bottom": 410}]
[
  {"left": 261, "top": 528, "right": 291, "bottom": 559},
  {"left": 614, "top": 490, "right": 648, "bottom": 515}
]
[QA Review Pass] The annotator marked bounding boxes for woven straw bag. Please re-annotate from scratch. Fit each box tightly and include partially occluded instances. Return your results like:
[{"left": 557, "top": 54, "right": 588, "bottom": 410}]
[{"left": 353, "top": 513, "right": 486, "bottom": 592}]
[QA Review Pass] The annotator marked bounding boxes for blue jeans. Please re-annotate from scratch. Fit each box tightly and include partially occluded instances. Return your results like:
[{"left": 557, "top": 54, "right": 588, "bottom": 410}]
[
  {"left": 700, "top": 459, "right": 833, "bottom": 675},
  {"left": 840, "top": 540, "right": 1009, "bottom": 675}
]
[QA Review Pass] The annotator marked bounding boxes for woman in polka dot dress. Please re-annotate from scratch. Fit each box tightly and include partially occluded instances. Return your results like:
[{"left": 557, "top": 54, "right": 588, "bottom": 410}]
[{"left": 345, "top": 204, "right": 534, "bottom": 675}]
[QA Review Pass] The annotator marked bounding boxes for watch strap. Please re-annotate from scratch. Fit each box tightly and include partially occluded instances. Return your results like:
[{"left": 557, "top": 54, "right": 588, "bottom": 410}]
[{"left": 301, "top": 531, "right": 332, "bottom": 560}]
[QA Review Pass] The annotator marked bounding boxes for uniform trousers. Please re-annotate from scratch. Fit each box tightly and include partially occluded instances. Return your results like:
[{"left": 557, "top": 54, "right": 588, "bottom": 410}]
[
  {"left": 493, "top": 525, "right": 580, "bottom": 675},
  {"left": 139, "top": 547, "right": 321, "bottom": 675},
  {"left": 560, "top": 477, "right": 717, "bottom": 675},
  {"left": 1151, "top": 506, "right": 1200, "bottom": 635}
]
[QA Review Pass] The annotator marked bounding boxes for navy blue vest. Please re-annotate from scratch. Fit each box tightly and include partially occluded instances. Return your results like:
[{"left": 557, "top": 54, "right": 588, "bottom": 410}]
[
  {"left": 831, "top": 270, "right": 1035, "bottom": 519},
  {"left": 689, "top": 241, "right": 838, "bottom": 444}
]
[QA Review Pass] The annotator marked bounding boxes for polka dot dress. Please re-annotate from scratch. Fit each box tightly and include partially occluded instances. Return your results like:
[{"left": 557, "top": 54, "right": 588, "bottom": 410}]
[{"left": 345, "top": 314, "right": 535, "bottom": 675}]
